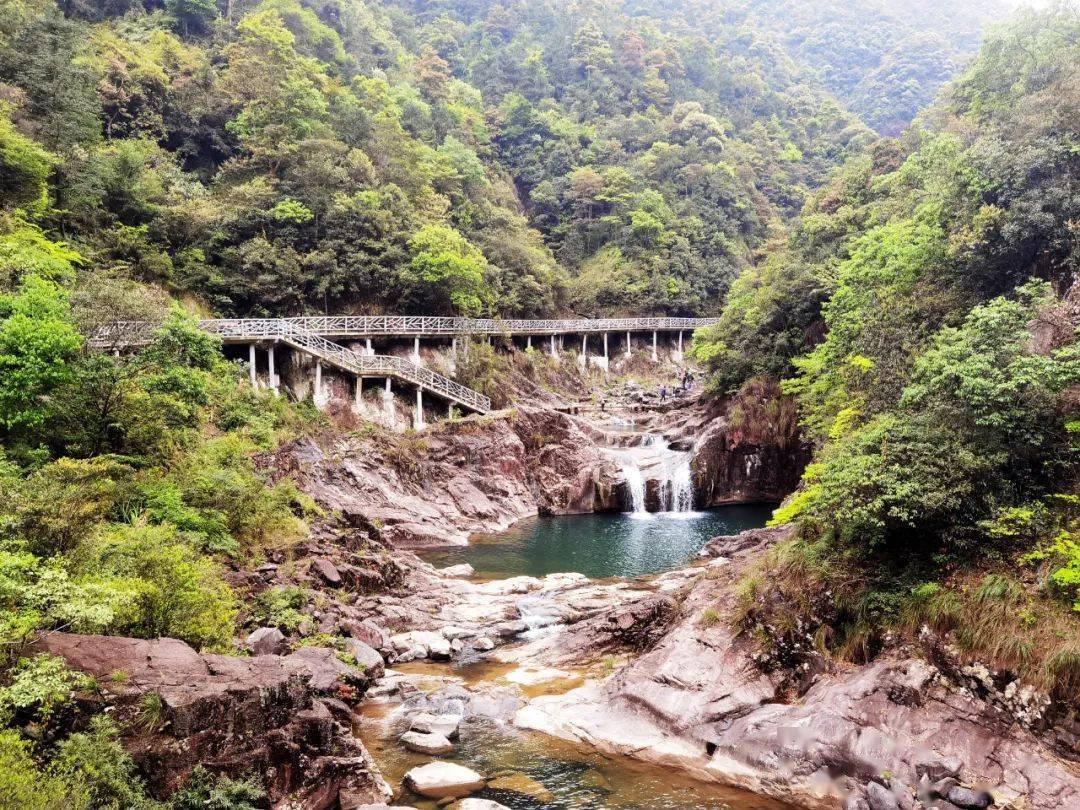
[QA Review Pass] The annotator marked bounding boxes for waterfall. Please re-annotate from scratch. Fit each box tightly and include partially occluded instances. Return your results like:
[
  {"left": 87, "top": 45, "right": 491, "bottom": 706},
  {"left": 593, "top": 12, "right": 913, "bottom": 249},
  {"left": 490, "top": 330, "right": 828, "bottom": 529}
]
[
  {"left": 620, "top": 459, "right": 650, "bottom": 518},
  {"left": 656, "top": 452, "right": 695, "bottom": 515}
]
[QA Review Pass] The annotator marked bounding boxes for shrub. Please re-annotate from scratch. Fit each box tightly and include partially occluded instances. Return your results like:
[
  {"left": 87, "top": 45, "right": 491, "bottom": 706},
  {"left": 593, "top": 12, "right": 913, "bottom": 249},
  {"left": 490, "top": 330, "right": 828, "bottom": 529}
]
[{"left": 0, "top": 654, "right": 93, "bottom": 724}]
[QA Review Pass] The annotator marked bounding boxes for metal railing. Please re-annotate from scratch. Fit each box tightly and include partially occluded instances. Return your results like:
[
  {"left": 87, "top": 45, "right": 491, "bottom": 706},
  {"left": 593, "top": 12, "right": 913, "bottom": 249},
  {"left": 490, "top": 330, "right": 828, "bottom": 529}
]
[
  {"left": 90, "top": 315, "right": 718, "bottom": 347},
  {"left": 271, "top": 322, "right": 491, "bottom": 414},
  {"left": 92, "top": 319, "right": 490, "bottom": 413}
]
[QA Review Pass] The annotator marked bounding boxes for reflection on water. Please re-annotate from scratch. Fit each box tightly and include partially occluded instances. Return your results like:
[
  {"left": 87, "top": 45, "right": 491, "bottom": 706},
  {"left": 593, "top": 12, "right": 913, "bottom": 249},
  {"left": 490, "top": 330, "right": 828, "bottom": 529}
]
[
  {"left": 420, "top": 505, "right": 775, "bottom": 579},
  {"left": 359, "top": 701, "right": 790, "bottom": 810}
]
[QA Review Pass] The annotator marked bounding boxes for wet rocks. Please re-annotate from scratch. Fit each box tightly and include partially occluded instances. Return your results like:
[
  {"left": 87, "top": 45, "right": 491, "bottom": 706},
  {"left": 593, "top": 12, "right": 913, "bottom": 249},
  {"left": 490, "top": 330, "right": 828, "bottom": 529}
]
[
  {"left": 403, "top": 761, "right": 485, "bottom": 799},
  {"left": 399, "top": 730, "right": 454, "bottom": 755},
  {"left": 439, "top": 563, "right": 475, "bottom": 578},
  {"left": 409, "top": 711, "right": 462, "bottom": 739}
]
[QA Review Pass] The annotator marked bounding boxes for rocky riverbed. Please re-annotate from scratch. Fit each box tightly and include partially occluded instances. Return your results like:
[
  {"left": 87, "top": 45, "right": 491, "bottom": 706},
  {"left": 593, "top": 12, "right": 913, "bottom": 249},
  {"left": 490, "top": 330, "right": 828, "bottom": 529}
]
[{"left": 30, "top": 396, "right": 1080, "bottom": 809}]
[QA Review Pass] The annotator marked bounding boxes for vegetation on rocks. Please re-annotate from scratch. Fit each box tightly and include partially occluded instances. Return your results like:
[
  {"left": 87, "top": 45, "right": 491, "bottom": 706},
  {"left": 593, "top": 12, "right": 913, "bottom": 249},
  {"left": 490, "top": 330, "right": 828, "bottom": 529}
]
[{"left": 695, "top": 5, "right": 1080, "bottom": 699}]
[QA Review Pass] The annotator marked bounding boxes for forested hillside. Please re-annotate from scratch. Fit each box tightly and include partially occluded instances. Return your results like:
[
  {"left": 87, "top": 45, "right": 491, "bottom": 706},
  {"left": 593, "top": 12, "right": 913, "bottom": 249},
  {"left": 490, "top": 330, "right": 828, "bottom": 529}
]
[
  {"left": 0, "top": 0, "right": 1000, "bottom": 322},
  {"left": 694, "top": 5, "right": 1080, "bottom": 696}
]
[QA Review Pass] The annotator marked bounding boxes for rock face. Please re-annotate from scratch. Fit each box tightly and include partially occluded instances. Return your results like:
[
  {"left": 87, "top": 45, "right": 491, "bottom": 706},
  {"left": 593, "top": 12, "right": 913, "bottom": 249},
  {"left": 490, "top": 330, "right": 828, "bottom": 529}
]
[
  {"left": 509, "top": 527, "right": 1080, "bottom": 810},
  {"left": 262, "top": 406, "right": 622, "bottom": 548},
  {"left": 33, "top": 633, "right": 390, "bottom": 808}
]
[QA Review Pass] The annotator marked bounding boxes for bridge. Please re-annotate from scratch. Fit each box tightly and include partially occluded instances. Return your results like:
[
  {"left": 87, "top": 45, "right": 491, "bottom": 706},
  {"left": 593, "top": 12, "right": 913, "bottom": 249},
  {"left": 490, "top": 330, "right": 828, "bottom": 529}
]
[{"left": 91, "top": 316, "right": 718, "bottom": 427}]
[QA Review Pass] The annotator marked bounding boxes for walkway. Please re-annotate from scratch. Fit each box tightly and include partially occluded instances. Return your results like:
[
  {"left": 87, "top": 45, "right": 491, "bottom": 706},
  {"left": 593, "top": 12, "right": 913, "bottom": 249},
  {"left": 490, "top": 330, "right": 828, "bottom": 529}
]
[
  {"left": 91, "top": 315, "right": 717, "bottom": 422},
  {"left": 91, "top": 315, "right": 718, "bottom": 346}
]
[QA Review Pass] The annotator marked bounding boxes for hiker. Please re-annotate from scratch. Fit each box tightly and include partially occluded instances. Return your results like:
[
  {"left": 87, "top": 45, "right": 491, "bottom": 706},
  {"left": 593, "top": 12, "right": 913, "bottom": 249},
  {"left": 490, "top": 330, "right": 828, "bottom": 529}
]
[{"left": 660, "top": 385, "right": 668, "bottom": 401}]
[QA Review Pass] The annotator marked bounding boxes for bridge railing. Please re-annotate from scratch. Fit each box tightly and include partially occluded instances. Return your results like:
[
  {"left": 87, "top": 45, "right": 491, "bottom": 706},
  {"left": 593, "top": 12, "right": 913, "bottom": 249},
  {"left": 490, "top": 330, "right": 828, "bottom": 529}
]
[
  {"left": 88, "top": 315, "right": 718, "bottom": 347},
  {"left": 271, "top": 322, "right": 491, "bottom": 413}
]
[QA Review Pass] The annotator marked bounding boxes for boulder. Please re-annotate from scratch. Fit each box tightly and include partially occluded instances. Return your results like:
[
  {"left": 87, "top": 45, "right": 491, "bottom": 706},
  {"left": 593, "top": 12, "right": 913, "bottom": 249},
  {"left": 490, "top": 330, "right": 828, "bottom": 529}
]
[
  {"left": 403, "top": 762, "right": 485, "bottom": 799},
  {"left": 246, "top": 626, "right": 285, "bottom": 656},
  {"left": 312, "top": 557, "right": 342, "bottom": 586},
  {"left": 865, "top": 781, "right": 900, "bottom": 810},
  {"left": 439, "top": 564, "right": 475, "bottom": 578},
  {"left": 946, "top": 786, "right": 993, "bottom": 809},
  {"left": 344, "top": 639, "right": 385, "bottom": 680},
  {"left": 409, "top": 712, "right": 461, "bottom": 739},
  {"left": 32, "top": 632, "right": 388, "bottom": 806},
  {"left": 399, "top": 730, "right": 454, "bottom": 755},
  {"left": 452, "top": 801, "right": 511, "bottom": 810},
  {"left": 345, "top": 619, "right": 391, "bottom": 651}
]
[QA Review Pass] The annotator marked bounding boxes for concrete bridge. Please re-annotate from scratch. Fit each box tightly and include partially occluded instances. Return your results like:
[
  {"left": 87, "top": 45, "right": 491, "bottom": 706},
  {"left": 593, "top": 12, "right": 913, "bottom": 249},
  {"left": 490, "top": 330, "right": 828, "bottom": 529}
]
[{"left": 92, "top": 316, "right": 717, "bottom": 427}]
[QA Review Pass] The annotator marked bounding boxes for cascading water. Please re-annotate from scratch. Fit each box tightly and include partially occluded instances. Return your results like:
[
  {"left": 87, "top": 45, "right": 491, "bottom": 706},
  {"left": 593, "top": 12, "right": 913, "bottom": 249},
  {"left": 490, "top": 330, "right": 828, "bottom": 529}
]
[
  {"left": 663, "top": 455, "right": 696, "bottom": 514},
  {"left": 620, "top": 459, "right": 651, "bottom": 518}
]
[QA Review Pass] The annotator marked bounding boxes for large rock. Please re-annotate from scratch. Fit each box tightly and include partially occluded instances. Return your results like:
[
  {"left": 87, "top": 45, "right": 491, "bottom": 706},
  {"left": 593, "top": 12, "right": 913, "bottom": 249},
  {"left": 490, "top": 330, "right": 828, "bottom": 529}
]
[
  {"left": 399, "top": 730, "right": 453, "bottom": 755},
  {"left": 403, "top": 761, "right": 485, "bottom": 799},
  {"left": 32, "top": 633, "right": 389, "bottom": 807},
  {"left": 246, "top": 626, "right": 286, "bottom": 656},
  {"left": 344, "top": 638, "right": 385, "bottom": 680},
  {"left": 409, "top": 712, "right": 461, "bottom": 739}
]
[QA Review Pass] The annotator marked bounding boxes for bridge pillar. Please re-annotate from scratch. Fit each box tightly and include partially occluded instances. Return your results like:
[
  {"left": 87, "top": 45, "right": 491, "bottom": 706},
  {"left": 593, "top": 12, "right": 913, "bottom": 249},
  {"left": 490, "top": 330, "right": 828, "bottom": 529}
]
[
  {"left": 448, "top": 401, "right": 454, "bottom": 418},
  {"left": 451, "top": 337, "right": 457, "bottom": 355},
  {"left": 675, "top": 330, "right": 684, "bottom": 362},
  {"left": 652, "top": 331, "right": 658, "bottom": 362},
  {"left": 268, "top": 344, "right": 278, "bottom": 394},
  {"left": 413, "top": 337, "right": 421, "bottom": 364},
  {"left": 314, "top": 361, "right": 324, "bottom": 405},
  {"left": 626, "top": 331, "right": 632, "bottom": 358},
  {"left": 383, "top": 378, "right": 395, "bottom": 427},
  {"left": 355, "top": 376, "right": 364, "bottom": 408},
  {"left": 414, "top": 387, "right": 424, "bottom": 429},
  {"left": 249, "top": 344, "right": 257, "bottom": 389},
  {"left": 550, "top": 334, "right": 556, "bottom": 357},
  {"left": 580, "top": 333, "right": 588, "bottom": 366},
  {"left": 366, "top": 337, "right": 373, "bottom": 356}
]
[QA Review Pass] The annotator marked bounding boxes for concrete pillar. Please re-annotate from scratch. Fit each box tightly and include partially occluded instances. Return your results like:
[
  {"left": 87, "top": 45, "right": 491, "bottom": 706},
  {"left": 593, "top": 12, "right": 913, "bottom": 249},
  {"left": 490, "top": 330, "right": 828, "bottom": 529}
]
[
  {"left": 314, "top": 360, "right": 323, "bottom": 401},
  {"left": 413, "top": 336, "right": 421, "bottom": 363},
  {"left": 550, "top": 334, "right": 556, "bottom": 357},
  {"left": 268, "top": 344, "right": 277, "bottom": 394},
  {"left": 526, "top": 334, "right": 532, "bottom": 350},
  {"left": 415, "top": 387, "right": 424, "bottom": 429},
  {"left": 603, "top": 332, "right": 609, "bottom": 361},
  {"left": 451, "top": 337, "right": 457, "bottom": 355},
  {"left": 678, "top": 330, "right": 684, "bottom": 353},
  {"left": 580, "top": 333, "right": 588, "bottom": 366},
  {"left": 652, "top": 331, "right": 658, "bottom": 361},
  {"left": 626, "top": 331, "right": 632, "bottom": 358},
  {"left": 249, "top": 344, "right": 257, "bottom": 388},
  {"left": 366, "top": 337, "right": 373, "bottom": 356},
  {"left": 355, "top": 377, "right": 363, "bottom": 408},
  {"left": 383, "top": 377, "right": 395, "bottom": 426},
  {"left": 448, "top": 401, "right": 454, "bottom": 418}
]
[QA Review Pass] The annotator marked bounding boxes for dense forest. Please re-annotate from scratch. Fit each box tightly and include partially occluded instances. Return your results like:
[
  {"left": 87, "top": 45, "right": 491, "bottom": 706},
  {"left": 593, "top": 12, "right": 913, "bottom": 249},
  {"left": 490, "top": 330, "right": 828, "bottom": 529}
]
[
  {"left": 1, "top": 0, "right": 1077, "bottom": 804},
  {"left": 0, "top": 0, "right": 1005, "bottom": 321}
]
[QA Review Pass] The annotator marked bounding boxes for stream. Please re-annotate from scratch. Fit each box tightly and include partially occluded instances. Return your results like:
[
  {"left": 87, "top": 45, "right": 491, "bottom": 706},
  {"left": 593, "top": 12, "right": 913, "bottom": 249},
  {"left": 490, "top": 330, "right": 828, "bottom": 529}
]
[
  {"left": 359, "top": 422, "right": 790, "bottom": 808},
  {"left": 359, "top": 658, "right": 791, "bottom": 810}
]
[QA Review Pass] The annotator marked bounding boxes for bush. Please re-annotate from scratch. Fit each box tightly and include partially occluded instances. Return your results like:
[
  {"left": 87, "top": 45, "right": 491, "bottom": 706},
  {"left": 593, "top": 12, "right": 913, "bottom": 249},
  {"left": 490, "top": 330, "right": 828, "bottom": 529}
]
[
  {"left": 0, "top": 654, "right": 93, "bottom": 725},
  {"left": 75, "top": 523, "right": 237, "bottom": 650},
  {"left": 0, "top": 729, "right": 74, "bottom": 809},
  {"left": 250, "top": 586, "right": 308, "bottom": 633},
  {"left": 49, "top": 716, "right": 155, "bottom": 809}
]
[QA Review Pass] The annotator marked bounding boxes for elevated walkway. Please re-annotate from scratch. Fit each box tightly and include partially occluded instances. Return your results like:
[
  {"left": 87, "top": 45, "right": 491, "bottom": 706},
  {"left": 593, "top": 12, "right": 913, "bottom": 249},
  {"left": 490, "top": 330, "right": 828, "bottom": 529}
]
[{"left": 90, "top": 315, "right": 718, "bottom": 346}]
